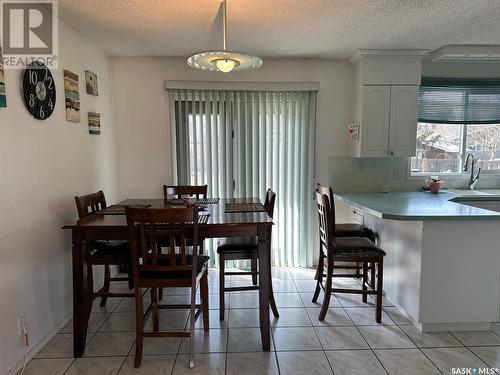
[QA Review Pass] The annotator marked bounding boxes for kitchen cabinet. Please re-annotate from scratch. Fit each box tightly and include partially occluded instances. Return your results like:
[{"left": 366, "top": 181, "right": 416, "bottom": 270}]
[{"left": 352, "top": 85, "right": 418, "bottom": 158}]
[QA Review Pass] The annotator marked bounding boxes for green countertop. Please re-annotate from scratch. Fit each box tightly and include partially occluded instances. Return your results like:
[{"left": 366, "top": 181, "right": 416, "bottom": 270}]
[{"left": 333, "top": 191, "right": 500, "bottom": 221}]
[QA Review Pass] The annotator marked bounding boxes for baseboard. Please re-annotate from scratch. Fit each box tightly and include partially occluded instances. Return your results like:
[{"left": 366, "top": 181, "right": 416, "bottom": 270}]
[
  {"left": 6, "top": 314, "right": 72, "bottom": 375},
  {"left": 419, "top": 321, "right": 492, "bottom": 332}
]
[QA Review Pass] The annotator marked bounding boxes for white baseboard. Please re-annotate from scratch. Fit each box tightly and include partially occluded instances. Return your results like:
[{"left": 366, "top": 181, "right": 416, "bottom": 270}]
[
  {"left": 419, "top": 321, "right": 492, "bottom": 332},
  {"left": 6, "top": 314, "right": 72, "bottom": 375}
]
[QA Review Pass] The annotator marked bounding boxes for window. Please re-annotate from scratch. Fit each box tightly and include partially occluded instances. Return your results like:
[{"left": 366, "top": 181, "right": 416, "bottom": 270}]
[
  {"left": 411, "top": 122, "right": 500, "bottom": 174},
  {"left": 411, "top": 78, "right": 500, "bottom": 175}
]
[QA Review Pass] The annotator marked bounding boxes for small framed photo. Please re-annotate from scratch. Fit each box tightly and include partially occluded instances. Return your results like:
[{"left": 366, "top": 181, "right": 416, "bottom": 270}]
[
  {"left": 85, "top": 70, "right": 98, "bottom": 96},
  {"left": 88, "top": 112, "right": 101, "bottom": 135},
  {"left": 64, "top": 70, "right": 80, "bottom": 122}
]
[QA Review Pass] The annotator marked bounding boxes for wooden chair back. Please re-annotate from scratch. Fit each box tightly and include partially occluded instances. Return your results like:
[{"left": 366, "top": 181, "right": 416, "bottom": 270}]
[
  {"left": 163, "top": 185, "right": 208, "bottom": 200},
  {"left": 125, "top": 207, "right": 200, "bottom": 277},
  {"left": 315, "top": 190, "right": 335, "bottom": 259},
  {"left": 75, "top": 191, "right": 107, "bottom": 219},
  {"left": 264, "top": 189, "right": 276, "bottom": 218}
]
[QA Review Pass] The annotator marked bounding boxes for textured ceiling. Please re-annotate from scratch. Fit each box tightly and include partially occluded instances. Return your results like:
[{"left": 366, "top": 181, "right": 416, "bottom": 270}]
[{"left": 58, "top": 0, "right": 500, "bottom": 58}]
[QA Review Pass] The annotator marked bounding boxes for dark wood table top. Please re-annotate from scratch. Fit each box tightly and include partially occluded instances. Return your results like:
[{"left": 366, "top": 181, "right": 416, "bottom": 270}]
[{"left": 63, "top": 198, "right": 273, "bottom": 229}]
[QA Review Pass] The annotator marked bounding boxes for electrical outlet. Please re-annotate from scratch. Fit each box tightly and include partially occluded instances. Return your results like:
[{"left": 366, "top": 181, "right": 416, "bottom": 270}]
[{"left": 18, "top": 316, "right": 26, "bottom": 336}]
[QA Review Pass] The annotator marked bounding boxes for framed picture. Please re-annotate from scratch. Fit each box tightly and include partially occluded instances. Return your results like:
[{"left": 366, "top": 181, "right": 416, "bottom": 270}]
[
  {"left": 85, "top": 70, "right": 98, "bottom": 96},
  {"left": 88, "top": 112, "right": 101, "bottom": 134},
  {"left": 64, "top": 70, "right": 80, "bottom": 122},
  {"left": 0, "top": 44, "right": 6, "bottom": 108}
]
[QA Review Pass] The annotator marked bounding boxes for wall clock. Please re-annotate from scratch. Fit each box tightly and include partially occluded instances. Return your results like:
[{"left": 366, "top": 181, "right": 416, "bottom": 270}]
[{"left": 23, "top": 61, "right": 56, "bottom": 120}]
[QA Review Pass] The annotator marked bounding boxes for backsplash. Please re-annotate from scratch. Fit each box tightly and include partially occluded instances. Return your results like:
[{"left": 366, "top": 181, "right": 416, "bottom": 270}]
[{"left": 329, "top": 157, "right": 500, "bottom": 192}]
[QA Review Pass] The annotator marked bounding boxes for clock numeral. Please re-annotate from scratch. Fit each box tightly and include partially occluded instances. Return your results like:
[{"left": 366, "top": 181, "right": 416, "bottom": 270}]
[
  {"left": 30, "top": 70, "right": 38, "bottom": 85},
  {"left": 39, "top": 106, "right": 45, "bottom": 119},
  {"left": 29, "top": 94, "right": 35, "bottom": 108},
  {"left": 48, "top": 99, "right": 54, "bottom": 111},
  {"left": 46, "top": 76, "right": 53, "bottom": 90}
]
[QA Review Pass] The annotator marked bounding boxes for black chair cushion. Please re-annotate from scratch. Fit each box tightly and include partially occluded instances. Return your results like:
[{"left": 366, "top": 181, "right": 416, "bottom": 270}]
[
  {"left": 90, "top": 240, "right": 130, "bottom": 259},
  {"left": 335, "top": 224, "right": 374, "bottom": 239},
  {"left": 217, "top": 237, "right": 258, "bottom": 254},
  {"left": 139, "top": 255, "right": 210, "bottom": 279},
  {"left": 333, "top": 237, "right": 386, "bottom": 257}
]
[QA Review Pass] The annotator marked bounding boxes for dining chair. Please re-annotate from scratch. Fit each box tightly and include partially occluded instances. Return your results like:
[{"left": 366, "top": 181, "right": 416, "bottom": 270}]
[
  {"left": 315, "top": 183, "right": 377, "bottom": 283},
  {"left": 217, "top": 189, "right": 279, "bottom": 320},
  {"left": 75, "top": 191, "right": 134, "bottom": 307},
  {"left": 163, "top": 185, "right": 208, "bottom": 200},
  {"left": 313, "top": 190, "right": 386, "bottom": 322},
  {"left": 125, "top": 206, "right": 209, "bottom": 368}
]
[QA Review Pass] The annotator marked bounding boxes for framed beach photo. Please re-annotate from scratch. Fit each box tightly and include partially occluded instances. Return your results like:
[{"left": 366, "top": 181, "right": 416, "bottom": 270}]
[
  {"left": 88, "top": 112, "right": 101, "bottom": 134},
  {"left": 85, "top": 70, "right": 98, "bottom": 96},
  {"left": 64, "top": 70, "right": 80, "bottom": 122}
]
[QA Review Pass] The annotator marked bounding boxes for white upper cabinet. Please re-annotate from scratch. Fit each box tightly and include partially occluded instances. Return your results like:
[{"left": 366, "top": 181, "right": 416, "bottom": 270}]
[{"left": 354, "top": 85, "right": 418, "bottom": 158}]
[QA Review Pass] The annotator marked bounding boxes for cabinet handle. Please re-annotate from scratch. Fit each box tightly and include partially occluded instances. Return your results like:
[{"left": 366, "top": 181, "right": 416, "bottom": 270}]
[{"left": 389, "top": 149, "right": 394, "bottom": 157}]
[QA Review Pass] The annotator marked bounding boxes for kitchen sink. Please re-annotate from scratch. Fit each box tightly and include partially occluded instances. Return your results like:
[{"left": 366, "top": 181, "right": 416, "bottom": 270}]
[{"left": 450, "top": 196, "right": 500, "bottom": 213}]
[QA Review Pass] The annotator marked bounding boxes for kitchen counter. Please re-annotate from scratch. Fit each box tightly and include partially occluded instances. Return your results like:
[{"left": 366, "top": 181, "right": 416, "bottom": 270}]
[{"left": 334, "top": 190, "right": 500, "bottom": 221}]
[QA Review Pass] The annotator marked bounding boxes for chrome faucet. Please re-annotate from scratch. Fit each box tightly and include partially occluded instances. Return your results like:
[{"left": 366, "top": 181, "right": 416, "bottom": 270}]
[{"left": 463, "top": 153, "right": 481, "bottom": 190}]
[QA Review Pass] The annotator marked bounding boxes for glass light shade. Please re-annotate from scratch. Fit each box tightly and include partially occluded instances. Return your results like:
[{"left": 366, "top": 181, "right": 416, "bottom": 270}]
[{"left": 187, "top": 51, "right": 263, "bottom": 72}]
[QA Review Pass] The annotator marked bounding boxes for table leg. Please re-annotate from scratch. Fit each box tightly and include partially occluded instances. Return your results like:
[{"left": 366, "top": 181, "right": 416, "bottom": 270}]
[
  {"left": 257, "top": 224, "right": 271, "bottom": 351},
  {"left": 72, "top": 229, "right": 91, "bottom": 357}
]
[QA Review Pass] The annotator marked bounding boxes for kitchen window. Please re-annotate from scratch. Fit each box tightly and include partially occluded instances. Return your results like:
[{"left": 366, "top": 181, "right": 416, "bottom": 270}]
[{"left": 410, "top": 79, "right": 500, "bottom": 175}]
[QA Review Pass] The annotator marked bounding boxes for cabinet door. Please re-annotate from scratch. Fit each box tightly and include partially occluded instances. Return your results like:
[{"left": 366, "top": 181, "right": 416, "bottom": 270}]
[
  {"left": 389, "top": 86, "right": 418, "bottom": 157},
  {"left": 360, "top": 86, "right": 391, "bottom": 157}
]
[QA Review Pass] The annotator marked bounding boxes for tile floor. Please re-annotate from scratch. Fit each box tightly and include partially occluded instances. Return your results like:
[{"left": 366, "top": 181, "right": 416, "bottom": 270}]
[{"left": 24, "top": 267, "right": 500, "bottom": 375}]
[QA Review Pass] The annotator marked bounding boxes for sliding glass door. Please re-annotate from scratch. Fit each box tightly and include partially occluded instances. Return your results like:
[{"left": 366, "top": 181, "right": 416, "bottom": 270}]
[{"left": 169, "top": 89, "right": 316, "bottom": 267}]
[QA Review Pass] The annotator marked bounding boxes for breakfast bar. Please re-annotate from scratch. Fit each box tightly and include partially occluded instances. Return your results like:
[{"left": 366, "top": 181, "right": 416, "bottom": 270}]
[{"left": 335, "top": 191, "right": 500, "bottom": 332}]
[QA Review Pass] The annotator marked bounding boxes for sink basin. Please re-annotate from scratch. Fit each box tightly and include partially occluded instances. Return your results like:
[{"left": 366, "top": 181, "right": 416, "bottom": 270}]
[
  {"left": 446, "top": 189, "right": 491, "bottom": 196},
  {"left": 450, "top": 196, "right": 500, "bottom": 213}
]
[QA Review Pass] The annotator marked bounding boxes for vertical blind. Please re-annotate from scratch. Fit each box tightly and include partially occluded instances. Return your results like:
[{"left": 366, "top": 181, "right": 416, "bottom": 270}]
[
  {"left": 168, "top": 89, "right": 317, "bottom": 267},
  {"left": 418, "top": 78, "right": 500, "bottom": 124}
]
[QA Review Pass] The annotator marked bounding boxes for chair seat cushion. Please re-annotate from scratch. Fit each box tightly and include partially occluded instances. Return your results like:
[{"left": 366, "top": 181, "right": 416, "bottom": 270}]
[
  {"left": 90, "top": 240, "right": 130, "bottom": 259},
  {"left": 333, "top": 237, "right": 386, "bottom": 257},
  {"left": 217, "top": 237, "right": 258, "bottom": 254},
  {"left": 335, "top": 224, "right": 374, "bottom": 238},
  {"left": 139, "top": 255, "right": 210, "bottom": 279}
]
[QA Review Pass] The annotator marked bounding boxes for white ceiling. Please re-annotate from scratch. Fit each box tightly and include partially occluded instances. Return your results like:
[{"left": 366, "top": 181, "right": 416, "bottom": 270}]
[{"left": 59, "top": 0, "right": 500, "bottom": 58}]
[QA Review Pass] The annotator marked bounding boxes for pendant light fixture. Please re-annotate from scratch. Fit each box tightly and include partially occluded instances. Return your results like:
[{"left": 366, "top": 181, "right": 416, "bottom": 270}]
[{"left": 187, "top": 0, "right": 263, "bottom": 73}]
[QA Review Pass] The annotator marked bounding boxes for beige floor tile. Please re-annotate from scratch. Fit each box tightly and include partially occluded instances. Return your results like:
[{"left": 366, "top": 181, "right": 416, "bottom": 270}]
[
  {"left": 450, "top": 330, "right": 500, "bottom": 346},
  {"left": 400, "top": 325, "right": 463, "bottom": 348},
  {"left": 272, "top": 327, "right": 322, "bottom": 350},
  {"left": 293, "top": 279, "right": 317, "bottom": 293},
  {"left": 345, "top": 307, "right": 395, "bottom": 326},
  {"left": 179, "top": 329, "right": 228, "bottom": 353},
  {"left": 375, "top": 349, "right": 440, "bottom": 375},
  {"left": 300, "top": 292, "right": 342, "bottom": 308},
  {"left": 35, "top": 334, "right": 74, "bottom": 358},
  {"left": 315, "top": 326, "right": 369, "bottom": 350},
  {"left": 60, "top": 313, "right": 110, "bottom": 334},
  {"left": 113, "top": 295, "right": 150, "bottom": 313},
  {"left": 358, "top": 325, "right": 416, "bottom": 349},
  {"left": 336, "top": 293, "right": 374, "bottom": 308},
  {"left": 288, "top": 267, "right": 317, "bottom": 280},
  {"left": 368, "top": 295, "right": 395, "bottom": 307},
  {"left": 277, "top": 351, "right": 333, "bottom": 375},
  {"left": 226, "top": 352, "right": 279, "bottom": 375},
  {"left": 228, "top": 328, "right": 274, "bottom": 352},
  {"left": 270, "top": 279, "right": 299, "bottom": 292},
  {"left": 383, "top": 307, "right": 414, "bottom": 325},
  {"left": 99, "top": 312, "right": 136, "bottom": 332},
  {"left": 145, "top": 310, "right": 189, "bottom": 331},
  {"left": 228, "top": 309, "right": 260, "bottom": 328},
  {"left": 84, "top": 332, "right": 135, "bottom": 357},
  {"left": 194, "top": 309, "right": 228, "bottom": 329},
  {"left": 270, "top": 307, "right": 312, "bottom": 327},
  {"left": 92, "top": 297, "right": 123, "bottom": 313},
  {"left": 132, "top": 337, "right": 181, "bottom": 355},
  {"left": 229, "top": 293, "right": 259, "bottom": 308},
  {"left": 326, "top": 349, "right": 387, "bottom": 375},
  {"left": 423, "top": 347, "right": 490, "bottom": 374},
  {"left": 306, "top": 307, "right": 354, "bottom": 326},
  {"left": 65, "top": 357, "right": 125, "bottom": 375},
  {"left": 21, "top": 358, "right": 74, "bottom": 375},
  {"left": 273, "top": 292, "right": 304, "bottom": 308},
  {"left": 118, "top": 355, "right": 175, "bottom": 375},
  {"left": 469, "top": 346, "right": 500, "bottom": 368},
  {"left": 172, "top": 353, "right": 226, "bottom": 375},
  {"left": 271, "top": 268, "right": 293, "bottom": 279}
]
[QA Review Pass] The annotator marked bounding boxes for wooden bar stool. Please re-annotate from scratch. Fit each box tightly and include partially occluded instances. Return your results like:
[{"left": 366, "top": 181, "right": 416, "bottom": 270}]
[
  {"left": 75, "top": 191, "right": 134, "bottom": 307},
  {"left": 313, "top": 189, "right": 386, "bottom": 323},
  {"left": 217, "top": 189, "right": 279, "bottom": 320}
]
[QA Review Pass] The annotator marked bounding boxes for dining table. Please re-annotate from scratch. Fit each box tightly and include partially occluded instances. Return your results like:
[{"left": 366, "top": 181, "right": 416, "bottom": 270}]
[{"left": 63, "top": 197, "right": 274, "bottom": 357}]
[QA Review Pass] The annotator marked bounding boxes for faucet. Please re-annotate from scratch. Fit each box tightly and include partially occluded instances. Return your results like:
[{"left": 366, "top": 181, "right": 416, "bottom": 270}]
[{"left": 463, "top": 153, "right": 481, "bottom": 190}]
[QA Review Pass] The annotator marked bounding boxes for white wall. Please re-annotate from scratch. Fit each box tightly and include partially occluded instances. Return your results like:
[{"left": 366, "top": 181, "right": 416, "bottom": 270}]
[
  {"left": 111, "top": 57, "right": 352, "bottom": 199},
  {"left": 0, "top": 21, "right": 116, "bottom": 375}
]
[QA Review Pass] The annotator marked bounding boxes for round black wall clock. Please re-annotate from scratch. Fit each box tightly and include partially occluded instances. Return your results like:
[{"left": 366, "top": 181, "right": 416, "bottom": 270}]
[{"left": 23, "top": 61, "right": 56, "bottom": 120}]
